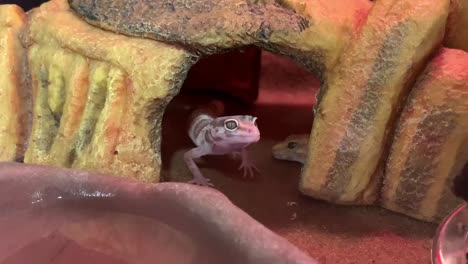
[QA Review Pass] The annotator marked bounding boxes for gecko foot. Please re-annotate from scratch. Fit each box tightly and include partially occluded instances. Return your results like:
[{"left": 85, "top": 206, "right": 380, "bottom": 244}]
[
  {"left": 238, "top": 160, "right": 259, "bottom": 178},
  {"left": 187, "top": 177, "right": 214, "bottom": 187}
]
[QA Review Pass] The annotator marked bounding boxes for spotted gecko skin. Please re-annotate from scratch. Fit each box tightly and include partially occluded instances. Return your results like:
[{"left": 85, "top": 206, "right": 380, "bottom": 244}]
[
  {"left": 272, "top": 134, "right": 309, "bottom": 164},
  {"left": 184, "top": 100, "right": 261, "bottom": 187}
]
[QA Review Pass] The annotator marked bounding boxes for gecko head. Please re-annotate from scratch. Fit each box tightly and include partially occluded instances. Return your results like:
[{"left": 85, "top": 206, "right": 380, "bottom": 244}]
[
  {"left": 272, "top": 134, "right": 309, "bottom": 163},
  {"left": 212, "top": 115, "right": 260, "bottom": 145}
]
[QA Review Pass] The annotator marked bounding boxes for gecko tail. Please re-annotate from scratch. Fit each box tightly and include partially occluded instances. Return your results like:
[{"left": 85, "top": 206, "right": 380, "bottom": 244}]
[{"left": 188, "top": 99, "right": 225, "bottom": 123}]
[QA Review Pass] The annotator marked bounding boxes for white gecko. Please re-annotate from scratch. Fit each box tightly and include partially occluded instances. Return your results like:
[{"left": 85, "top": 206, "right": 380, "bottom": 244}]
[
  {"left": 272, "top": 134, "right": 309, "bottom": 164},
  {"left": 184, "top": 100, "right": 261, "bottom": 187}
]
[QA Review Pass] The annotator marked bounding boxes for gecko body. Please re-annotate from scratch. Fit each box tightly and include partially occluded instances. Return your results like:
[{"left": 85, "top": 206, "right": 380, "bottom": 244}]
[
  {"left": 272, "top": 134, "right": 309, "bottom": 164},
  {"left": 184, "top": 100, "right": 260, "bottom": 187}
]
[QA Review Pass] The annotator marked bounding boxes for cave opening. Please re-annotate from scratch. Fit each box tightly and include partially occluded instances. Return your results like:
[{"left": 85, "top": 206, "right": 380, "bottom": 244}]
[{"left": 160, "top": 47, "right": 319, "bottom": 215}]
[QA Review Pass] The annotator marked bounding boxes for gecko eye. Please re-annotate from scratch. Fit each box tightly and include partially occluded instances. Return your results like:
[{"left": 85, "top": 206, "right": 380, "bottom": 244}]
[
  {"left": 287, "top": 142, "right": 297, "bottom": 149},
  {"left": 224, "top": 119, "right": 239, "bottom": 131}
]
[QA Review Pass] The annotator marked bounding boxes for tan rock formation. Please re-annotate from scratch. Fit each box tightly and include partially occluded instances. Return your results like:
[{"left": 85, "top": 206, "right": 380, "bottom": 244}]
[
  {"left": 381, "top": 48, "right": 468, "bottom": 223},
  {"left": 22, "top": 0, "right": 194, "bottom": 183},
  {"left": 0, "top": 5, "right": 29, "bottom": 162},
  {"left": 300, "top": 0, "right": 450, "bottom": 205}
]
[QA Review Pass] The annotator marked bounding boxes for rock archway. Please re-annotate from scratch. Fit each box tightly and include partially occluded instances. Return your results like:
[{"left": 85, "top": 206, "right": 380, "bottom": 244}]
[{"left": 0, "top": 0, "right": 467, "bottom": 222}]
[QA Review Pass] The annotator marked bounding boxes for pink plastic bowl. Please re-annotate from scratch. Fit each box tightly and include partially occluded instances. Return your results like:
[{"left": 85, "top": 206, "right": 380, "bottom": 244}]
[{"left": 0, "top": 162, "right": 317, "bottom": 264}]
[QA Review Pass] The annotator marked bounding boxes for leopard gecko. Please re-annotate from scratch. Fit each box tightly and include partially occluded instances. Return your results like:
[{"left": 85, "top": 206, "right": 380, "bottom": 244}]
[
  {"left": 272, "top": 134, "right": 309, "bottom": 164},
  {"left": 184, "top": 100, "right": 261, "bottom": 187}
]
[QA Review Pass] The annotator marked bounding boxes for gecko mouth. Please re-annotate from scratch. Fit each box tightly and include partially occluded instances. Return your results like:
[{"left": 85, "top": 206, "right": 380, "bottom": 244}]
[{"left": 236, "top": 134, "right": 260, "bottom": 142}]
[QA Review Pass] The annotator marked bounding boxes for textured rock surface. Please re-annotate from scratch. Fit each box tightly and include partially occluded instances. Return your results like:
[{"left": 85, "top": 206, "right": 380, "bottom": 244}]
[
  {"left": 0, "top": 162, "right": 317, "bottom": 264},
  {"left": 21, "top": 0, "right": 194, "bottom": 182},
  {"left": 67, "top": 0, "right": 371, "bottom": 75},
  {"left": 276, "top": 0, "right": 372, "bottom": 76},
  {"left": 381, "top": 48, "right": 468, "bottom": 223},
  {"left": 300, "top": 0, "right": 450, "bottom": 205},
  {"left": 0, "top": 5, "right": 29, "bottom": 162},
  {"left": 67, "top": 0, "right": 311, "bottom": 69}
]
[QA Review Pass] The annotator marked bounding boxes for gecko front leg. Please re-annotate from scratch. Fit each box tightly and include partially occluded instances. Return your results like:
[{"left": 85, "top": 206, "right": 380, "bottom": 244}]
[
  {"left": 238, "top": 148, "right": 259, "bottom": 178},
  {"left": 183, "top": 147, "right": 213, "bottom": 187}
]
